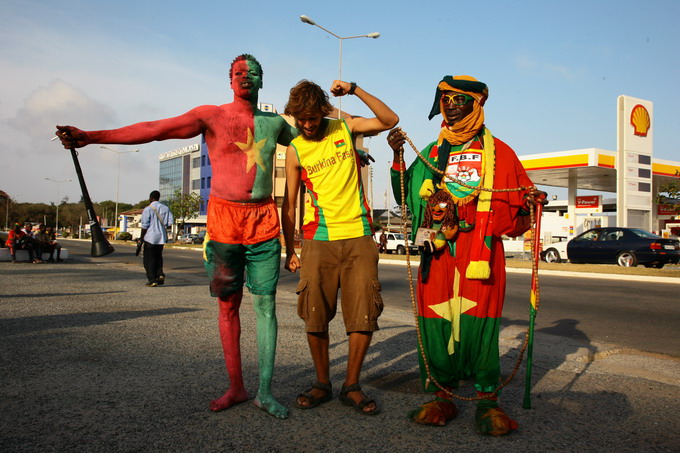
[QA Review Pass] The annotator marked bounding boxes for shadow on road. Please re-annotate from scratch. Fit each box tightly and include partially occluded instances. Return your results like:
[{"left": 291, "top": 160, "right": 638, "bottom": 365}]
[{"left": 0, "top": 307, "right": 199, "bottom": 336}]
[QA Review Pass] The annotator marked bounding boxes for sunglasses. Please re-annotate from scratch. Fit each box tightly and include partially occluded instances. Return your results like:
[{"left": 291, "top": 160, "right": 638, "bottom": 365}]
[{"left": 441, "top": 93, "right": 474, "bottom": 106}]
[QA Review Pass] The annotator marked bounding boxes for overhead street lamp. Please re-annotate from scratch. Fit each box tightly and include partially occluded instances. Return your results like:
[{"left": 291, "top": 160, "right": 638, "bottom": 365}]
[
  {"left": 99, "top": 146, "right": 140, "bottom": 237},
  {"left": 300, "top": 15, "right": 380, "bottom": 118},
  {"left": 44, "top": 178, "right": 72, "bottom": 232}
]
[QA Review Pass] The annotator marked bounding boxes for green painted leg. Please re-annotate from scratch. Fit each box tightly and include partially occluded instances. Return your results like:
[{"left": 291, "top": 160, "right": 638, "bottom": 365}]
[{"left": 251, "top": 294, "right": 288, "bottom": 419}]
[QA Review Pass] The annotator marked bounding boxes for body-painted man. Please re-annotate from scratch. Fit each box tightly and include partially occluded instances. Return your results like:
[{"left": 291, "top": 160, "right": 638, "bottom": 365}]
[
  {"left": 55, "top": 54, "right": 296, "bottom": 419},
  {"left": 282, "top": 80, "right": 398, "bottom": 415},
  {"left": 388, "top": 75, "right": 545, "bottom": 435}
]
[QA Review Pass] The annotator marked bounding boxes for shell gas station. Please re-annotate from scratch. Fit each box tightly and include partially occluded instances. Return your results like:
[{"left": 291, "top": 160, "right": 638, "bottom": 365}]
[{"left": 517, "top": 95, "right": 680, "bottom": 240}]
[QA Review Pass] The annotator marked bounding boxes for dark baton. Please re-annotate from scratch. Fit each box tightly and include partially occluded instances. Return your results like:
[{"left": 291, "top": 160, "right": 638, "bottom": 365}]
[{"left": 69, "top": 147, "right": 115, "bottom": 257}]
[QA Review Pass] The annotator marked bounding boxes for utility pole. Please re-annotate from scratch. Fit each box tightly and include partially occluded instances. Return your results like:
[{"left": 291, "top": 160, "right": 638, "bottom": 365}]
[{"left": 385, "top": 190, "right": 391, "bottom": 233}]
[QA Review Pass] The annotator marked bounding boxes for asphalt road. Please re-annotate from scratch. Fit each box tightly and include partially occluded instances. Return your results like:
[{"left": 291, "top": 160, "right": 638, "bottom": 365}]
[
  {"left": 62, "top": 239, "right": 680, "bottom": 357},
  {"left": 3, "top": 239, "right": 680, "bottom": 452}
]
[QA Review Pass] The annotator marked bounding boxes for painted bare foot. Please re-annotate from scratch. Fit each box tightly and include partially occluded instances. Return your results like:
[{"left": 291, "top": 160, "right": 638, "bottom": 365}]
[
  {"left": 475, "top": 406, "right": 518, "bottom": 436},
  {"left": 209, "top": 388, "right": 249, "bottom": 412},
  {"left": 408, "top": 397, "right": 458, "bottom": 426},
  {"left": 253, "top": 393, "right": 289, "bottom": 419}
]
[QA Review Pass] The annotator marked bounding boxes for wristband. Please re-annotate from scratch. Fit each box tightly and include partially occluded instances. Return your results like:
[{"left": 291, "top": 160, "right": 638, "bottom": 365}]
[{"left": 348, "top": 82, "right": 357, "bottom": 95}]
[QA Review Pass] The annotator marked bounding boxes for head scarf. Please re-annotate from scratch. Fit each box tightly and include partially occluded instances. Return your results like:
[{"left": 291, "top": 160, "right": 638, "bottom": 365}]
[{"left": 429, "top": 75, "right": 489, "bottom": 146}]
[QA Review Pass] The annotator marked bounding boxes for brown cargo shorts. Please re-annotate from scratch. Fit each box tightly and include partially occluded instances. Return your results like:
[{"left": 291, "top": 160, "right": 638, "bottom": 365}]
[{"left": 296, "top": 235, "right": 383, "bottom": 333}]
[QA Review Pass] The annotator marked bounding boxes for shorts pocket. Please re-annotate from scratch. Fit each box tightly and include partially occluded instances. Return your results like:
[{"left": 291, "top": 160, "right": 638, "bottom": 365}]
[
  {"left": 296, "top": 279, "right": 309, "bottom": 321},
  {"left": 370, "top": 278, "right": 384, "bottom": 318}
]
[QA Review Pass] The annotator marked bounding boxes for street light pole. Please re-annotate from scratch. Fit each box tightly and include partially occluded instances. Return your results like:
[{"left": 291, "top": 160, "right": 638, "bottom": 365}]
[
  {"left": 44, "top": 178, "right": 72, "bottom": 232},
  {"left": 3, "top": 192, "right": 10, "bottom": 231},
  {"left": 300, "top": 15, "right": 380, "bottom": 118},
  {"left": 100, "top": 146, "right": 140, "bottom": 238}
]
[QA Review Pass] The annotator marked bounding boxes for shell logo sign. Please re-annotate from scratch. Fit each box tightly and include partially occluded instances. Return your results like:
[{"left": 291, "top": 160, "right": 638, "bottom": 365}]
[{"left": 630, "top": 104, "right": 651, "bottom": 137}]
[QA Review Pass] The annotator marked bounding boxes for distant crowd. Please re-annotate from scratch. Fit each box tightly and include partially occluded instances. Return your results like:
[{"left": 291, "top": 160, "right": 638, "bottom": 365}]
[{"left": 4, "top": 222, "right": 63, "bottom": 263}]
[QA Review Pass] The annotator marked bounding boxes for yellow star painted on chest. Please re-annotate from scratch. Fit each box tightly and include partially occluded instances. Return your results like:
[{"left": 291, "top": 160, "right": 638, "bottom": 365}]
[
  {"left": 429, "top": 267, "right": 478, "bottom": 354},
  {"left": 234, "top": 128, "right": 267, "bottom": 172}
]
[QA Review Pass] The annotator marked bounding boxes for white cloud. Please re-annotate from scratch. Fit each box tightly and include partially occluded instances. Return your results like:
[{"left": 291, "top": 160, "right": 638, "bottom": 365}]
[{"left": 7, "top": 79, "right": 117, "bottom": 150}]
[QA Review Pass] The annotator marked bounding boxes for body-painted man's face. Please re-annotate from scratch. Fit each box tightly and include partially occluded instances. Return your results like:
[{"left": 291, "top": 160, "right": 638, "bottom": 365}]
[
  {"left": 441, "top": 90, "right": 474, "bottom": 126},
  {"left": 295, "top": 113, "right": 325, "bottom": 141},
  {"left": 230, "top": 59, "right": 262, "bottom": 99}
]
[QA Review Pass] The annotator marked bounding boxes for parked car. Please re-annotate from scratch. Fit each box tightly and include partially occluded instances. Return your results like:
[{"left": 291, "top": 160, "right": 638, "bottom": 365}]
[
  {"left": 193, "top": 231, "right": 206, "bottom": 244},
  {"left": 376, "top": 232, "right": 418, "bottom": 255},
  {"left": 179, "top": 233, "right": 198, "bottom": 244},
  {"left": 541, "top": 239, "right": 569, "bottom": 263},
  {"left": 567, "top": 227, "right": 680, "bottom": 268}
]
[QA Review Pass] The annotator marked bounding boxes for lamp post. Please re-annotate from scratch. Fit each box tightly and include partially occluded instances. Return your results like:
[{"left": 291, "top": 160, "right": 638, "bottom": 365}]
[
  {"left": 300, "top": 15, "right": 380, "bottom": 118},
  {"left": 99, "top": 146, "right": 140, "bottom": 237},
  {"left": 2, "top": 190, "right": 11, "bottom": 231},
  {"left": 44, "top": 178, "right": 72, "bottom": 232}
]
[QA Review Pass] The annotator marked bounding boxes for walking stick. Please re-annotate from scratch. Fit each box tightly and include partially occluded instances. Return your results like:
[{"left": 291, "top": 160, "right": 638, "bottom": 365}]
[
  {"left": 69, "top": 147, "right": 115, "bottom": 257},
  {"left": 523, "top": 201, "right": 543, "bottom": 409}
]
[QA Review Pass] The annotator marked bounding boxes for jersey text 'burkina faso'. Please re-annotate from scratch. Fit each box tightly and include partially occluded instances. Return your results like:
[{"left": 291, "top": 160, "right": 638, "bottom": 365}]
[{"left": 291, "top": 119, "right": 373, "bottom": 241}]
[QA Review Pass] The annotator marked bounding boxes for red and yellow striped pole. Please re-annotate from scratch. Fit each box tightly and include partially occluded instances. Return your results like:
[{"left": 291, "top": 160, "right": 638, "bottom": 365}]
[{"left": 523, "top": 200, "right": 543, "bottom": 409}]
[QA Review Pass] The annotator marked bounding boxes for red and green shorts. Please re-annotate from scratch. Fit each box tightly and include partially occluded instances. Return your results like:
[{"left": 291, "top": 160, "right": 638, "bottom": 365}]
[{"left": 204, "top": 197, "right": 281, "bottom": 297}]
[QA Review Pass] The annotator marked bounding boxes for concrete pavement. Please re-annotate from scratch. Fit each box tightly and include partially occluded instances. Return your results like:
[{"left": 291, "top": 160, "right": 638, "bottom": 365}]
[{"left": 1, "top": 256, "right": 679, "bottom": 452}]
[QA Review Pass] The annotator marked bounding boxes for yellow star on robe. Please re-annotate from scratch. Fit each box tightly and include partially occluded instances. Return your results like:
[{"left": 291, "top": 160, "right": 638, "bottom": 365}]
[
  {"left": 234, "top": 128, "right": 267, "bottom": 172},
  {"left": 429, "top": 267, "right": 478, "bottom": 354}
]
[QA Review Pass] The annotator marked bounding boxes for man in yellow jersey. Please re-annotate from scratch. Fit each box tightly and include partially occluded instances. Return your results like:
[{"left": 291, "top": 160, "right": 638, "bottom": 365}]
[{"left": 282, "top": 80, "right": 398, "bottom": 415}]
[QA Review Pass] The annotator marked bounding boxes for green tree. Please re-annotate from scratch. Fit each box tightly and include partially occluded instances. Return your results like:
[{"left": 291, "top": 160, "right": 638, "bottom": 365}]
[
  {"left": 168, "top": 189, "right": 202, "bottom": 230},
  {"left": 132, "top": 199, "right": 150, "bottom": 210}
]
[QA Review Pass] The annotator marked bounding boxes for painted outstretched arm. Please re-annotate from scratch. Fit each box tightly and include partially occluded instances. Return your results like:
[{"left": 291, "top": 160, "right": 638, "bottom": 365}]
[
  {"left": 55, "top": 106, "right": 210, "bottom": 149},
  {"left": 329, "top": 80, "right": 399, "bottom": 136},
  {"left": 282, "top": 144, "right": 301, "bottom": 273}
]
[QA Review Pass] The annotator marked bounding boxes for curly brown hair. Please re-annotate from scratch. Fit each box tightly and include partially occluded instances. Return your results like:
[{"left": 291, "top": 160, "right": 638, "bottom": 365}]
[
  {"left": 422, "top": 190, "right": 458, "bottom": 229},
  {"left": 229, "top": 54, "right": 262, "bottom": 81},
  {"left": 284, "top": 80, "right": 333, "bottom": 118}
]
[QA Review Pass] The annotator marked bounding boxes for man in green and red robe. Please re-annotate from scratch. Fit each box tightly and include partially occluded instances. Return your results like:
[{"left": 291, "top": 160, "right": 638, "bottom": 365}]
[
  {"left": 55, "top": 54, "right": 296, "bottom": 419},
  {"left": 388, "top": 75, "right": 545, "bottom": 435}
]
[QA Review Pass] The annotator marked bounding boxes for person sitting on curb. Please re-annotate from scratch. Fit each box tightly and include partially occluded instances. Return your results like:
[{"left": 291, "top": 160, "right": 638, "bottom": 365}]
[
  {"left": 35, "top": 224, "right": 56, "bottom": 262},
  {"left": 46, "top": 226, "right": 64, "bottom": 262},
  {"left": 21, "top": 222, "right": 43, "bottom": 263},
  {"left": 5, "top": 223, "right": 37, "bottom": 263}
]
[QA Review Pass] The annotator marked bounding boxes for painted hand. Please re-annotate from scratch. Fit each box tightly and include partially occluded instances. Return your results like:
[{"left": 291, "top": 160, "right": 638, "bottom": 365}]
[
  {"left": 55, "top": 125, "right": 89, "bottom": 149},
  {"left": 358, "top": 152, "right": 375, "bottom": 167}
]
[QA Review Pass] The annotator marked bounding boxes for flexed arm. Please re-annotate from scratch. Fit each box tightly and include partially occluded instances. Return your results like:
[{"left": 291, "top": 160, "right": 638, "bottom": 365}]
[
  {"left": 55, "top": 105, "right": 213, "bottom": 149},
  {"left": 330, "top": 80, "right": 399, "bottom": 136}
]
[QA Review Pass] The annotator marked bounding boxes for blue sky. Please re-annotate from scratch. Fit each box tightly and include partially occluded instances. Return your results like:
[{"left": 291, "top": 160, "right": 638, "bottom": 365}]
[{"left": 1, "top": 0, "right": 679, "bottom": 206}]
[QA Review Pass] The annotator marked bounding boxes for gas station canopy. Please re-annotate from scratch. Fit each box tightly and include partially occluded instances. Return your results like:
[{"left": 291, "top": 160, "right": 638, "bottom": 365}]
[{"left": 519, "top": 148, "right": 679, "bottom": 192}]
